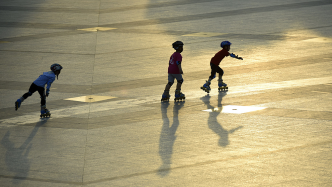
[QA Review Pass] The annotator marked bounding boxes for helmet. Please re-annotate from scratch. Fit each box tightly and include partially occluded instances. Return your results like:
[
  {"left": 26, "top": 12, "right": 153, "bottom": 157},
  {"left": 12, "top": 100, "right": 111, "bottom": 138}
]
[
  {"left": 50, "top": 63, "right": 63, "bottom": 72},
  {"left": 220, "top": 41, "right": 232, "bottom": 48},
  {"left": 172, "top": 41, "right": 184, "bottom": 50}
]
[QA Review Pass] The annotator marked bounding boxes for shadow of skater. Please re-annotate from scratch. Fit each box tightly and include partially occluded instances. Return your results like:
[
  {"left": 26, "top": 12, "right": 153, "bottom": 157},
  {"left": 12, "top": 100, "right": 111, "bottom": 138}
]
[
  {"left": 158, "top": 101, "right": 184, "bottom": 177},
  {"left": 201, "top": 92, "right": 243, "bottom": 147},
  {"left": 1, "top": 119, "right": 48, "bottom": 184}
]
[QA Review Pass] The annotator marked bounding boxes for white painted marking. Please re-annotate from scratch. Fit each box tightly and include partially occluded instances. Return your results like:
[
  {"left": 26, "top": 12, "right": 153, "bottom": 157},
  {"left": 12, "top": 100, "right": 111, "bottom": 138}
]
[
  {"left": 77, "top": 27, "right": 117, "bottom": 32},
  {"left": 65, "top": 95, "right": 116, "bottom": 103},
  {"left": 203, "top": 105, "right": 266, "bottom": 114}
]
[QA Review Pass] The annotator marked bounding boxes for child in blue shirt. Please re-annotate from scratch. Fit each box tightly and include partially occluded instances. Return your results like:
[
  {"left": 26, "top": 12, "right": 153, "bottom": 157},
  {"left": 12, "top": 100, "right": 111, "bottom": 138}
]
[{"left": 15, "top": 64, "right": 63, "bottom": 117}]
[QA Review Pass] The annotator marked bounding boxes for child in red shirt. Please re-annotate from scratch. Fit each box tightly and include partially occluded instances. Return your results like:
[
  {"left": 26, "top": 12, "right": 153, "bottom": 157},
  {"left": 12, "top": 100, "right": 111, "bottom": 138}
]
[
  {"left": 201, "top": 41, "right": 243, "bottom": 93},
  {"left": 161, "top": 41, "right": 185, "bottom": 101}
]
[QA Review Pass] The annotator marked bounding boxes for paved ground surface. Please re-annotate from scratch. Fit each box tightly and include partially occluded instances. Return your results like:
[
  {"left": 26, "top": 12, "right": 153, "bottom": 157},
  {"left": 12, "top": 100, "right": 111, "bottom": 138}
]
[{"left": 1, "top": 0, "right": 332, "bottom": 186}]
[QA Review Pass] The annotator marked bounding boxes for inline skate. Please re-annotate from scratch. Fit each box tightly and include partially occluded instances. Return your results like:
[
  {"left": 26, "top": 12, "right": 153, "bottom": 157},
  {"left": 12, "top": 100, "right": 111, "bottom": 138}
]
[
  {"left": 161, "top": 93, "right": 170, "bottom": 102},
  {"left": 201, "top": 81, "right": 211, "bottom": 93},
  {"left": 15, "top": 98, "right": 22, "bottom": 111},
  {"left": 218, "top": 81, "right": 228, "bottom": 91},
  {"left": 174, "top": 90, "right": 185, "bottom": 102},
  {"left": 40, "top": 106, "right": 51, "bottom": 118}
]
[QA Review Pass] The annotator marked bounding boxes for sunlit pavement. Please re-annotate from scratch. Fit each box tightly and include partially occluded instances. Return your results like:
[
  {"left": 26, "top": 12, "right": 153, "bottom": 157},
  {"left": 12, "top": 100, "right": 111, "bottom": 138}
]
[{"left": 1, "top": 0, "right": 332, "bottom": 186}]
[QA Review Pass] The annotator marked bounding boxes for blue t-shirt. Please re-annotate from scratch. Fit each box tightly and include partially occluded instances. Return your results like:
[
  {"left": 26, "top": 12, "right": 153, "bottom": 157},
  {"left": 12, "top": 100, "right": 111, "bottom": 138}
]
[{"left": 33, "top": 71, "right": 56, "bottom": 90}]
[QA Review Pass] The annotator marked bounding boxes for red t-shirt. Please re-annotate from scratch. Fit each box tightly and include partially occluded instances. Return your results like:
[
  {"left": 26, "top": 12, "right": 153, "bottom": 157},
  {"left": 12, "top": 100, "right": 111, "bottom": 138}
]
[
  {"left": 168, "top": 52, "right": 182, "bottom": 74},
  {"left": 210, "top": 49, "right": 230, "bottom": 66}
]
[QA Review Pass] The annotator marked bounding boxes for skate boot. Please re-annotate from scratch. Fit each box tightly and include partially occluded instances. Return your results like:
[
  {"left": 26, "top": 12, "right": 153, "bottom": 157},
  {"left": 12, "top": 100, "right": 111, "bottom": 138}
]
[
  {"left": 15, "top": 99, "right": 22, "bottom": 111},
  {"left": 40, "top": 106, "right": 51, "bottom": 118},
  {"left": 201, "top": 81, "right": 211, "bottom": 93},
  {"left": 174, "top": 90, "right": 185, "bottom": 102},
  {"left": 161, "top": 92, "right": 170, "bottom": 102},
  {"left": 218, "top": 81, "right": 228, "bottom": 91}
]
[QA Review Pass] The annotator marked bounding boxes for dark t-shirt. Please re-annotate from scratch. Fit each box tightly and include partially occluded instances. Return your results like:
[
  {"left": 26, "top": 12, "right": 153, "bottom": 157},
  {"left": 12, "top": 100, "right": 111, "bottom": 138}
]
[
  {"left": 168, "top": 52, "right": 182, "bottom": 74},
  {"left": 210, "top": 49, "right": 230, "bottom": 66}
]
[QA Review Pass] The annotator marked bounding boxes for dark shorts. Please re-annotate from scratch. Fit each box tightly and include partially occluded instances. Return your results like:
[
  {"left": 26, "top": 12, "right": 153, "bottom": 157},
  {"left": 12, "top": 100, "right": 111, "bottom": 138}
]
[
  {"left": 168, "top": 74, "right": 183, "bottom": 83},
  {"left": 209, "top": 63, "right": 224, "bottom": 79},
  {"left": 23, "top": 83, "right": 46, "bottom": 106}
]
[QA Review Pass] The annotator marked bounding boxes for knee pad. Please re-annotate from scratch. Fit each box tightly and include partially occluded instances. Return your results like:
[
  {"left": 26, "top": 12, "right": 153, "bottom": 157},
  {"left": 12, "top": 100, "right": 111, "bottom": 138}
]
[
  {"left": 209, "top": 74, "right": 216, "bottom": 80},
  {"left": 177, "top": 79, "right": 184, "bottom": 84},
  {"left": 168, "top": 82, "right": 174, "bottom": 86},
  {"left": 212, "top": 74, "right": 216, "bottom": 80}
]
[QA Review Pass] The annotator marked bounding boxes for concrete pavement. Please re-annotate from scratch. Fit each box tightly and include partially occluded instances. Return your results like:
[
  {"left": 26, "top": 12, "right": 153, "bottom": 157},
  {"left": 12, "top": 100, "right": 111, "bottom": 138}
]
[{"left": 0, "top": 0, "right": 332, "bottom": 186}]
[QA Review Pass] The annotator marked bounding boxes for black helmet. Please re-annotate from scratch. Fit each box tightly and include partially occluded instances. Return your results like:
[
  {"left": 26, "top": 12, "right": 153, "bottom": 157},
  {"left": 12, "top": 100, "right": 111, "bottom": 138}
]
[
  {"left": 172, "top": 41, "right": 184, "bottom": 50},
  {"left": 50, "top": 63, "right": 63, "bottom": 72}
]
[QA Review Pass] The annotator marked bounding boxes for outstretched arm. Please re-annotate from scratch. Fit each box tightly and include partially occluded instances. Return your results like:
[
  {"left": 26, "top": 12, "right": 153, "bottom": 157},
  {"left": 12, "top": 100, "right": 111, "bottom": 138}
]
[{"left": 230, "top": 53, "right": 243, "bottom": 60}]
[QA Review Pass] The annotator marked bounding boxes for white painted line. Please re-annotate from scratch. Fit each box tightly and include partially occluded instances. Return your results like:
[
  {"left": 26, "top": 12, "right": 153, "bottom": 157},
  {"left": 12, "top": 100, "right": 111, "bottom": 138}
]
[
  {"left": 1, "top": 76, "right": 332, "bottom": 127},
  {"left": 183, "top": 32, "right": 227, "bottom": 37},
  {"left": 77, "top": 27, "right": 117, "bottom": 32},
  {"left": 185, "top": 76, "right": 332, "bottom": 100},
  {"left": 303, "top": 37, "right": 332, "bottom": 43},
  {"left": 0, "top": 99, "right": 147, "bottom": 127},
  {"left": 312, "top": 91, "right": 330, "bottom": 94}
]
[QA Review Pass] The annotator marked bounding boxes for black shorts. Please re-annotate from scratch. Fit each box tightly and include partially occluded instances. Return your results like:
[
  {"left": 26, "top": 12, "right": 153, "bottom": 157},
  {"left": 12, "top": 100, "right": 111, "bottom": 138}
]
[
  {"left": 23, "top": 83, "right": 46, "bottom": 106},
  {"left": 27, "top": 83, "right": 45, "bottom": 97},
  {"left": 209, "top": 63, "right": 224, "bottom": 79}
]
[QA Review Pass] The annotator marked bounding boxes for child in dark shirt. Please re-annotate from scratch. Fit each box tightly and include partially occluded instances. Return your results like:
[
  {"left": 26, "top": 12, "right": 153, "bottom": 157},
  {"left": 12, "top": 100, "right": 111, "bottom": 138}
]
[
  {"left": 161, "top": 41, "right": 185, "bottom": 101},
  {"left": 201, "top": 41, "right": 243, "bottom": 93}
]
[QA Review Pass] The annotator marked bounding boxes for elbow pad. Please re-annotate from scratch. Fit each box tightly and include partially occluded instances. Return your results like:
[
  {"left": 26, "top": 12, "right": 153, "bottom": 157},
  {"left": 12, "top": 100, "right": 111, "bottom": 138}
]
[{"left": 176, "top": 61, "right": 181, "bottom": 65}]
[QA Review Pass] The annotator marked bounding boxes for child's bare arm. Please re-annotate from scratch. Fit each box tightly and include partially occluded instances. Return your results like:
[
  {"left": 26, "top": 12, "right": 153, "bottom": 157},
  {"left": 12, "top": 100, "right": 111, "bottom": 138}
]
[
  {"left": 178, "top": 64, "right": 183, "bottom": 74},
  {"left": 176, "top": 61, "right": 183, "bottom": 74}
]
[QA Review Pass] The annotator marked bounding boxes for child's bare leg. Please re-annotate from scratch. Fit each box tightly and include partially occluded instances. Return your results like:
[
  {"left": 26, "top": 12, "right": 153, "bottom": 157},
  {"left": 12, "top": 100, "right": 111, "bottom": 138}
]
[
  {"left": 176, "top": 82, "right": 182, "bottom": 90},
  {"left": 165, "top": 84, "right": 171, "bottom": 91}
]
